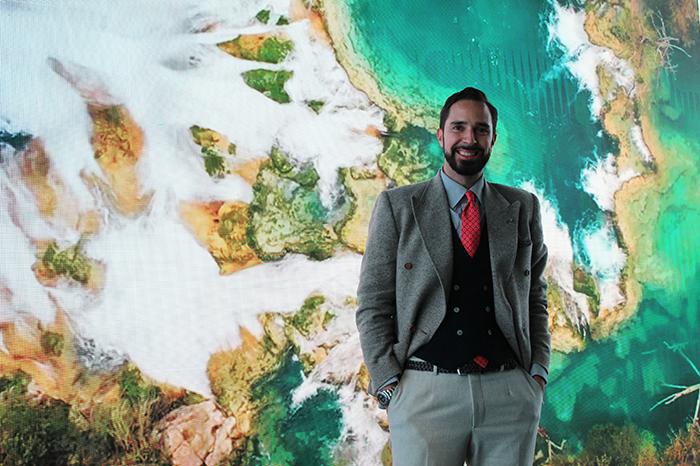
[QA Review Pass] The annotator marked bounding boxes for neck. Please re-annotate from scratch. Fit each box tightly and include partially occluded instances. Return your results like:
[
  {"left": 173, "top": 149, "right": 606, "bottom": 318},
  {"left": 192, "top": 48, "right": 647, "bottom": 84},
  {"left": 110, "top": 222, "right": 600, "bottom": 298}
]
[{"left": 442, "top": 163, "right": 483, "bottom": 189}]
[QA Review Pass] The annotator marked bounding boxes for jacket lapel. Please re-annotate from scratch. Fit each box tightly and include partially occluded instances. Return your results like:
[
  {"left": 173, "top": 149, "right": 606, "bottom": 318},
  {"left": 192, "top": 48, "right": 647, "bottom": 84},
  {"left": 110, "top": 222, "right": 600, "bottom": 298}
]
[
  {"left": 412, "top": 174, "right": 453, "bottom": 303},
  {"left": 483, "top": 181, "right": 521, "bottom": 358},
  {"left": 483, "top": 181, "right": 519, "bottom": 279}
]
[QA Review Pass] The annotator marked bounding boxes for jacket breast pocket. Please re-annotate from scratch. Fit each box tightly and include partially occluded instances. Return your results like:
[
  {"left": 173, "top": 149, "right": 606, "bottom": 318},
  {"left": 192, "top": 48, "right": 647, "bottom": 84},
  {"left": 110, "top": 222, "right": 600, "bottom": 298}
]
[{"left": 514, "top": 238, "right": 533, "bottom": 273}]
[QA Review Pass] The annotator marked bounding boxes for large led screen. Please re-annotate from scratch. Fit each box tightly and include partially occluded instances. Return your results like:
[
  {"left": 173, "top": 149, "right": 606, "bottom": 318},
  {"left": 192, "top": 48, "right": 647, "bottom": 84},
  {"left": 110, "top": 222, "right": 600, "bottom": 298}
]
[{"left": 1, "top": 0, "right": 698, "bottom": 464}]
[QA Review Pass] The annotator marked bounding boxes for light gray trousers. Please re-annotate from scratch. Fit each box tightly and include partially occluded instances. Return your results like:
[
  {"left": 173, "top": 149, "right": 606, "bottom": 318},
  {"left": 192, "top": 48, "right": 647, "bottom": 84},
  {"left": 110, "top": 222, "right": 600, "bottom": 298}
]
[{"left": 387, "top": 366, "right": 543, "bottom": 466}]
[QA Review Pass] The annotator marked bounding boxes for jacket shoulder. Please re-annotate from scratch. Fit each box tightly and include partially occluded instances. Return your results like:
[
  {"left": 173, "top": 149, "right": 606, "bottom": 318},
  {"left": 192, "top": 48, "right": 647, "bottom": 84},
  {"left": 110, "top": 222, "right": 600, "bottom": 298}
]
[
  {"left": 382, "top": 179, "right": 432, "bottom": 203},
  {"left": 488, "top": 182, "right": 537, "bottom": 204}
]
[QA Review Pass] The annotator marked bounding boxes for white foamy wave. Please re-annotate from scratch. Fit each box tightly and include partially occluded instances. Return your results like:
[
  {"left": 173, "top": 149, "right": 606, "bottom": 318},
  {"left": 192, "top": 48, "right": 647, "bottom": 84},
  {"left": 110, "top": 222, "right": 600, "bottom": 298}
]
[
  {"left": 547, "top": 2, "right": 635, "bottom": 118},
  {"left": 71, "top": 203, "right": 363, "bottom": 394},
  {"left": 580, "top": 152, "right": 637, "bottom": 211},
  {"left": 580, "top": 221, "right": 626, "bottom": 309},
  {"left": 0, "top": 172, "right": 56, "bottom": 323},
  {"left": 520, "top": 181, "right": 590, "bottom": 329}
]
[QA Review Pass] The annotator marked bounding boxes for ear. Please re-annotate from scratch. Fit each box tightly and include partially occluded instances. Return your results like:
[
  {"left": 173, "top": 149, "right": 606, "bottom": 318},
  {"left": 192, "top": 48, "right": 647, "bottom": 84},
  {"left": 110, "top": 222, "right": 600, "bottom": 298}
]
[
  {"left": 491, "top": 131, "right": 497, "bottom": 146},
  {"left": 436, "top": 127, "right": 443, "bottom": 144}
]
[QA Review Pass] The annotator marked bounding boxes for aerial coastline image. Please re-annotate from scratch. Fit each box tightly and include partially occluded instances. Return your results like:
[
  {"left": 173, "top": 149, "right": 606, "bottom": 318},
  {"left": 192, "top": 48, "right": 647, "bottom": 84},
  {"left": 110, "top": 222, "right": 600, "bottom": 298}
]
[{"left": 1, "top": 0, "right": 698, "bottom": 464}]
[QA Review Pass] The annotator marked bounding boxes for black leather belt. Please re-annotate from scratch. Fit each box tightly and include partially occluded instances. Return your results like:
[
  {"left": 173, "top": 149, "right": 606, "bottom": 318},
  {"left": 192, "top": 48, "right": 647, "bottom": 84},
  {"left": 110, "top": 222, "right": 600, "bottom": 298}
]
[{"left": 405, "top": 358, "right": 518, "bottom": 375}]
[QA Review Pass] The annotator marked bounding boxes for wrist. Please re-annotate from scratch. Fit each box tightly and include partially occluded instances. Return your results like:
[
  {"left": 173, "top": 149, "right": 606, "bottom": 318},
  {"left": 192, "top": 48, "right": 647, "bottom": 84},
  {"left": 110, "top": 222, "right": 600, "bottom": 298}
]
[{"left": 376, "top": 383, "right": 397, "bottom": 409}]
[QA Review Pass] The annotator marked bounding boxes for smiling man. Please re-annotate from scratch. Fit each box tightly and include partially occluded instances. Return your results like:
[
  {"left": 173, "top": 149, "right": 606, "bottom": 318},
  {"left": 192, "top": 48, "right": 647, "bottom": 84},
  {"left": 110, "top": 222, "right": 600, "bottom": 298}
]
[{"left": 356, "top": 87, "right": 550, "bottom": 465}]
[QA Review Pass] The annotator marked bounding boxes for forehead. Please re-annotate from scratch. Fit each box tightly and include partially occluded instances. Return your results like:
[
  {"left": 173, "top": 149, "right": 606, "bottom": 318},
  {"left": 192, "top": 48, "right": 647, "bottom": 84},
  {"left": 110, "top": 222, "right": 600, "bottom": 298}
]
[{"left": 445, "top": 99, "right": 492, "bottom": 126}]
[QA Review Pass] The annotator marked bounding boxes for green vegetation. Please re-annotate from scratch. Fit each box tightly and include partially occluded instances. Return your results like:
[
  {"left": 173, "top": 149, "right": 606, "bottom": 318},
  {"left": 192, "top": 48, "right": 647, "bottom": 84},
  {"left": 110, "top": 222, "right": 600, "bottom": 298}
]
[
  {"left": 255, "top": 9, "right": 270, "bottom": 24},
  {"left": 269, "top": 145, "right": 294, "bottom": 173},
  {"left": 118, "top": 365, "right": 161, "bottom": 406},
  {"left": 0, "top": 130, "right": 32, "bottom": 151},
  {"left": 378, "top": 124, "right": 443, "bottom": 186},
  {"left": 581, "top": 423, "right": 648, "bottom": 465},
  {"left": 573, "top": 266, "right": 601, "bottom": 312},
  {"left": 181, "top": 391, "right": 207, "bottom": 406},
  {"left": 236, "top": 351, "right": 342, "bottom": 466},
  {"left": 218, "top": 35, "right": 293, "bottom": 64},
  {"left": 541, "top": 422, "right": 700, "bottom": 466},
  {"left": 0, "top": 391, "right": 106, "bottom": 465},
  {"left": 248, "top": 148, "right": 335, "bottom": 261},
  {"left": 268, "top": 146, "right": 320, "bottom": 187},
  {"left": 40, "top": 331, "right": 65, "bottom": 357},
  {"left": 202, "top": 146, "right": 227, "bottom": 177},
  {"left": 218, "top": 205, "right": 250, "bottom": 245},
  {"left": 306, "top": 99, "right": 325, "bottom": 114},
  {"left": 0, "top": 366, "right": 217, "bottom": 465},
  {"left": 189, "top": 125, "right": 233, "bottom": 177},
  {"left": 0, "top": 371, "right": 113, "bottom": 466},
  {"left": 276, "top": 15, "right": 289, "bottom": 25},
  {"left": 242, "top": 69, "right": 293, "bottom": 104},
  {"left": 257, "top": 37, "right": 293, "bottom": 64},
  {"left": 190, "top": 125, "right": 219, "bottom": 149},
  {"left": 0, "top": 371, "right": 30, "bottom": 394},
  {"left": 286, "top": 295, "right": 333, "bottom": 337},
  {"left": 41, "top": 241, "right": 92, "bottom": 284},
  {"left": 104, "top": 105, "right": 123, "bottom": 126}
]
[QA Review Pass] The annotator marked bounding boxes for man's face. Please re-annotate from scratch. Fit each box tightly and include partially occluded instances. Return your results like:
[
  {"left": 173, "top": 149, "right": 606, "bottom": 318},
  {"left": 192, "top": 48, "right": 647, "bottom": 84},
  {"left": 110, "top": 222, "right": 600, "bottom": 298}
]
[{"left": 437, "top": 99, "right": 496, "bottom": 178}]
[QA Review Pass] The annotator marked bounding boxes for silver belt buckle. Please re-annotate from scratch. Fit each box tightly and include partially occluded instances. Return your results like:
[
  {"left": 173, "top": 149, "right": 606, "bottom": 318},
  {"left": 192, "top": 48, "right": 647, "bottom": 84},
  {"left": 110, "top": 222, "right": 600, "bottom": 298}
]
[{"left": 457, "top": 367, "right": 467, "bottom": 376}]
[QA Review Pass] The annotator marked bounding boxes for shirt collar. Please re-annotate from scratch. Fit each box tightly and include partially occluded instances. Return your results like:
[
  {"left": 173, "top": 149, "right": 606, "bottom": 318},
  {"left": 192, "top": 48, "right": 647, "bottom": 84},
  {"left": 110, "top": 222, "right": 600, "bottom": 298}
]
[{"left": 439, "top": 169, "right": 485, "bottom": 210}]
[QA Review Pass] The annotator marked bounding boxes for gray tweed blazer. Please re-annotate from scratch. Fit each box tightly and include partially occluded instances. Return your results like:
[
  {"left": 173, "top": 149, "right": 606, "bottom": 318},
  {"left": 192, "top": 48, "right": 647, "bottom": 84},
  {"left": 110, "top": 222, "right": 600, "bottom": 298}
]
[{"left": 356, "top": 173, "right": 550, "bottom": 395}]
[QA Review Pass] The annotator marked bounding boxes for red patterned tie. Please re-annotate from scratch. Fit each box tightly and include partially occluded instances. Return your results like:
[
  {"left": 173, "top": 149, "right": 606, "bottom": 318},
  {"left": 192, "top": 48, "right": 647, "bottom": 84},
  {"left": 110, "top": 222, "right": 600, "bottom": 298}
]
[{"left": 460, "top": 191, "right": 481, "bottom": 257}]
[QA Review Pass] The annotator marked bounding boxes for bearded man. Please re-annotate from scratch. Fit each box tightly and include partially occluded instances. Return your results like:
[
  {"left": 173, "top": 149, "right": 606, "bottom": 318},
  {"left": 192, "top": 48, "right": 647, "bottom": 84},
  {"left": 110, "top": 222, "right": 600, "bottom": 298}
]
[{"left": 356, "top": 86, "right": 550, "bottom": 466}]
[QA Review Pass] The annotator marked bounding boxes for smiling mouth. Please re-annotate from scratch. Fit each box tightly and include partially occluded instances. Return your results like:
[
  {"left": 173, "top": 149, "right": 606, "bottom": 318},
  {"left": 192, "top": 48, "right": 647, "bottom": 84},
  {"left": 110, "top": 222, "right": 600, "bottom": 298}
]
[{"left": 455, "top": 148, "right": 481, "bottom": 158}]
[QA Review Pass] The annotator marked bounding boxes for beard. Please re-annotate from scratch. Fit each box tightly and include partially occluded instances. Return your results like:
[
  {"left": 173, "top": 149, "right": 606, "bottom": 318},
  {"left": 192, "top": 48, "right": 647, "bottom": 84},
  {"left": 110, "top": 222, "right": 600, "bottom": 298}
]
[{"left": 444, "top": 143, "right": 491, "bottom": 176}]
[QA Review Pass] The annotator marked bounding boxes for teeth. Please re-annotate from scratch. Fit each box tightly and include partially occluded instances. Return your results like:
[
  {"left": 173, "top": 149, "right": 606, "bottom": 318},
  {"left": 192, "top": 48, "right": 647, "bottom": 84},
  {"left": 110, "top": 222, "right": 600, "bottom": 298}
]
[{"left": 458, "top": 149, "right": 476, "bottom": 156}]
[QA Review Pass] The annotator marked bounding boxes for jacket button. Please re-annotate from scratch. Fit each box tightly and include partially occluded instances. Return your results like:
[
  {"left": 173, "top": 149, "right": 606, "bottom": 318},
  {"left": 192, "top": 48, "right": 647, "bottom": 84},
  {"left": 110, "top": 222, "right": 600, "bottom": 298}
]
[
  {"left": 404, "top": 263, "right": 413, "bottom": 270},
  {"left": 524, "top": 269, "right": 530, "bottom": 276}
]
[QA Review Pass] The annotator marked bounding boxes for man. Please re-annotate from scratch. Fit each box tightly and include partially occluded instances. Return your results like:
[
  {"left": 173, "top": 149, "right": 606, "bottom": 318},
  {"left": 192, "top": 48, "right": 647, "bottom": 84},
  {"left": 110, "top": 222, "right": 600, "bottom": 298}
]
[{"left": 356, "top": 87, "right": 550, "bottom": 465}]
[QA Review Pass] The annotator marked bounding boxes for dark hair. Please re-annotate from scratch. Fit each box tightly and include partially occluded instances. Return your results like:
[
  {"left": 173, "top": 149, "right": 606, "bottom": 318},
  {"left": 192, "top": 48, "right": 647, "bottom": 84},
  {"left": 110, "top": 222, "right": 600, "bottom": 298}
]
[{"left": 439, "top": 87, "right": 498, "bottom": 131}]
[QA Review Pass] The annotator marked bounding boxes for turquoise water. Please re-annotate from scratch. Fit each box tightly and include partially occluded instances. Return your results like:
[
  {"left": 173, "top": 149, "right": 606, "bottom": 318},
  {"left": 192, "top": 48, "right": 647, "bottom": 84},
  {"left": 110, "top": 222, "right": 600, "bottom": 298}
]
[
  {"left": 347, "top": 0, "right": 611, "bottom": 249},
  {"left": 346, "top": 0, "right": 700, "bottom": 447},
  {"left": 243, "top": 351, "right": 343, "bottom": 465}
]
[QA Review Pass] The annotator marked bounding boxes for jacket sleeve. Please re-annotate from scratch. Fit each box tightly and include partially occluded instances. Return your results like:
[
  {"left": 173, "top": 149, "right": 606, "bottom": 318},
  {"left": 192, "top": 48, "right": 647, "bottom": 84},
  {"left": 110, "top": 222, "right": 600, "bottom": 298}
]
[
  {"left": 528, "top": 193, "right": 551, "bottom": 373},
  {"left": 356, "top": 190, "right": 402, "bottom": 395}
]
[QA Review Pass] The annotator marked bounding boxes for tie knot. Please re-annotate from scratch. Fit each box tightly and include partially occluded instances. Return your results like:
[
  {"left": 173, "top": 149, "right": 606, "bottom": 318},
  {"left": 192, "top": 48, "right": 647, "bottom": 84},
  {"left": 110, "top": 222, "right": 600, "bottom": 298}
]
[{"left": 465, "top": 190, "right": 475, "bottom": 203}]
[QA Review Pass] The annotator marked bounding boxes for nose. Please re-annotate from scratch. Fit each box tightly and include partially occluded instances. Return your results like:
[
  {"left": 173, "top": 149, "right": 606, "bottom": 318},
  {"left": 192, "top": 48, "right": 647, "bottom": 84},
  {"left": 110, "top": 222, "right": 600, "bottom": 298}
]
[{"left": 461, "top": 127, "right": 476, "bottom": 144}]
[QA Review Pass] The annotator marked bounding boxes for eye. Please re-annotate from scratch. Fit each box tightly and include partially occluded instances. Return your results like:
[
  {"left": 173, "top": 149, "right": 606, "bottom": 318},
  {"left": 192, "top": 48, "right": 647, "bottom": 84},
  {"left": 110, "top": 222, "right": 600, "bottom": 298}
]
[{"left": 477, "top": 127, "right": 490, "bottom": 135}]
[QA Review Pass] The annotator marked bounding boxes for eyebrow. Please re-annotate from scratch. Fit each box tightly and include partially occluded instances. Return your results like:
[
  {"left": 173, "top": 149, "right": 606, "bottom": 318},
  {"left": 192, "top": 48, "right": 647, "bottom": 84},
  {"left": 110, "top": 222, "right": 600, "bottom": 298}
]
[{"left": 450, "top": 120, "right": 491, "bottom": 129}]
